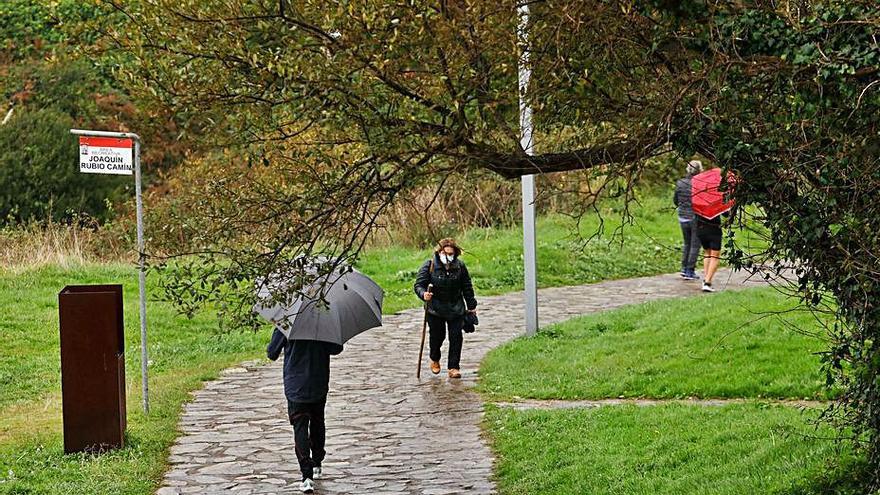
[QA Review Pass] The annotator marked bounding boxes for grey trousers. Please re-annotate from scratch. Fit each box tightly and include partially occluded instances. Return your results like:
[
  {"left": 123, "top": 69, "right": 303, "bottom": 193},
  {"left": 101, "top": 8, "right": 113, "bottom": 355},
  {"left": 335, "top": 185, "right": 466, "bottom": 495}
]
[{"left": 680, "top": 220, "right": 700, "bottom": 272}]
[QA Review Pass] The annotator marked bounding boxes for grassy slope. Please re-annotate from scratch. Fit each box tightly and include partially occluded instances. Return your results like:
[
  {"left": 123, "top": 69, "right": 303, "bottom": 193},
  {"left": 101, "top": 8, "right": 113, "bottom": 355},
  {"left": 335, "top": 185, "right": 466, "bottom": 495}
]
[
  {"left": 0, "top": 189, "right": 777, "bottom": 493},
  {"left": 487, "top": 403, "right": 852, "bottom": 495},
  {"left": 0, "top": 264, "right": 267, "bottom": 494},
  {"left": 0, "top": 192, "right": 685, "bottom": 494},
  {"left": 479, "top": 287, "right": 833, "bottom": 401},
  {"left": 480, "top": 286, "right": 851, "bottom": 494}
]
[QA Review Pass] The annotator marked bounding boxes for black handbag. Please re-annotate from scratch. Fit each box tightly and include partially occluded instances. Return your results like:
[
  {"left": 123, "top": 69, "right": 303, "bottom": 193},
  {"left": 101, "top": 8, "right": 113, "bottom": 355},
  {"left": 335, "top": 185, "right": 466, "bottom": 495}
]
[{"left": 463, "top": 311, "right": 479, "bottom": 333}]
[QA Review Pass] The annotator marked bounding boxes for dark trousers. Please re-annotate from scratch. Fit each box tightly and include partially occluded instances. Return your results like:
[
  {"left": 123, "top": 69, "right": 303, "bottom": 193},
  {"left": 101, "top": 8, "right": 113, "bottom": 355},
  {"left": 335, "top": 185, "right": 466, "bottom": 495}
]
[
  {"left": 679, "top": 220, "right": 700, "bottom": 272},
  {"left": 427, "top": 313, "right": 464, "bottom": 369},
  {"left": 288, "top": 400, "right": 326, "bottom": 481}
]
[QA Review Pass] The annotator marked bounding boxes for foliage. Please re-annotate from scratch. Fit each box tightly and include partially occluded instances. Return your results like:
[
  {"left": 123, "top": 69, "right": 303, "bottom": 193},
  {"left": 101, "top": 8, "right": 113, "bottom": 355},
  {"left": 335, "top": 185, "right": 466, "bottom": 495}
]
[
  {"left": 0, "top": 0, "right": 105, "bottom": 61},
  {"left": 665, "top": 2, "right": 880, "bottom": 485},
  {"left": 99, "top": 0, "right": 724, "bottom": 323},
  {"left": 100, "top": 0, "right": 668, "bottom": 318}
]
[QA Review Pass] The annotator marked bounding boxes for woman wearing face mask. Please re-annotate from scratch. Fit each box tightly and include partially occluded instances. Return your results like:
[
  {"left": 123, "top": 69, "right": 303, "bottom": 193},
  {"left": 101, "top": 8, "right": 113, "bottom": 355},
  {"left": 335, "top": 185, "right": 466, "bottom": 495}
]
[{"left": 413, "top": 238, "right": 478, "bottom": 378}]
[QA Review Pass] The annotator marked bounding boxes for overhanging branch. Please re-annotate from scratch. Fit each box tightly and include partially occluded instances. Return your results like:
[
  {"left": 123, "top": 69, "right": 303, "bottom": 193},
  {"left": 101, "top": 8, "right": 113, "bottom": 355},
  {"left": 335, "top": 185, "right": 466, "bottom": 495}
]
[{"left": 468, "top": 134, "right": 668, "bottom": 179}]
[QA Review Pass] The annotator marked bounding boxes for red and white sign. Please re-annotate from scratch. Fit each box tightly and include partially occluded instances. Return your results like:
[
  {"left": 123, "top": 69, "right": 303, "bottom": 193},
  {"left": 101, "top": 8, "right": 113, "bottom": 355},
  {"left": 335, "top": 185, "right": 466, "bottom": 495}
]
[{"left": 79, "top": 136, "right": 133, "bottom": 175}]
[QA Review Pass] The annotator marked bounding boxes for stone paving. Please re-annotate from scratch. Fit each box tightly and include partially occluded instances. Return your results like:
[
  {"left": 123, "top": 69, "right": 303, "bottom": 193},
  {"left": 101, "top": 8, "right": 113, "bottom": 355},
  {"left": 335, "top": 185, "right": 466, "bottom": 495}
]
[{"left": 157, "top": 269, "right": 767, "bottom": 495}]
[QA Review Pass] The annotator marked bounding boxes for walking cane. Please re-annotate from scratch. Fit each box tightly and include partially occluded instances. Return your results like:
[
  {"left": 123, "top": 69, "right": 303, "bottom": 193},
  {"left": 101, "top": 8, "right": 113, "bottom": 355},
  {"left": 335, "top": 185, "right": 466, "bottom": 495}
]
[{"left": 416, "top": 284, "right": 433, "bottom": 379}]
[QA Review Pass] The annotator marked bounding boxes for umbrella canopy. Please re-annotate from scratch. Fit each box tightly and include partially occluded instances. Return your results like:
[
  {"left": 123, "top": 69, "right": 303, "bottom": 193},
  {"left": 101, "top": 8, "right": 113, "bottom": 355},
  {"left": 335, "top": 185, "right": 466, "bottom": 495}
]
[
  {"left": 254, "top": 265, "right": 384, "bottom": 345},
  {"left": 691, "top": 168, "right": 735, "bottom": 220}
]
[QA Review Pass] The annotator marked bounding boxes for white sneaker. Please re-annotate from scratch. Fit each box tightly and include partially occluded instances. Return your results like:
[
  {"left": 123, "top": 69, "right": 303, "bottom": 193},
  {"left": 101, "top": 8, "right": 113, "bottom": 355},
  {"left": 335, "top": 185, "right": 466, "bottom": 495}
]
[
  {"left": 702, "top": 282, "right": 716, "bottom": 293},
  {"left": 313, "top": 466, "right": 322, "bottom": 479},
  {"left": 300, "top": 478, "right": 315, "bottom": 493}
]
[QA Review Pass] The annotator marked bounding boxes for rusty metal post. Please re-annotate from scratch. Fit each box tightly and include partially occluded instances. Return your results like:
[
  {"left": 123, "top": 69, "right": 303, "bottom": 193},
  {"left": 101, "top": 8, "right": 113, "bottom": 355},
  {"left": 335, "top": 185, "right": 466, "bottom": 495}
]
[{"left": 58, "top": 285, "right": 127, "bottom": 454}]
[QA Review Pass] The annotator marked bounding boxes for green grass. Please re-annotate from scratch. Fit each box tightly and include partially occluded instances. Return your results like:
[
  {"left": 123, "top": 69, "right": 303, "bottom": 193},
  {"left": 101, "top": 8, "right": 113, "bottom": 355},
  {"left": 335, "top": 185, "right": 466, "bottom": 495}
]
[
  {"left": 479, "top": 287, "right": 833, "bottom": 401},
  {"left": 480, "top": 286, "right": 857, "bottom": 494},
  {"left": 486, "top": 403, "right": 854, "bottom": 495},
  {"left": 359, "top": 192, "right": 689, "bottom": 314},
  {"left": 0, "top": 264, "right": 267, "bottom": 494},
  {"left": 0, "top": 191, "right": 689, "bottom": 494}
]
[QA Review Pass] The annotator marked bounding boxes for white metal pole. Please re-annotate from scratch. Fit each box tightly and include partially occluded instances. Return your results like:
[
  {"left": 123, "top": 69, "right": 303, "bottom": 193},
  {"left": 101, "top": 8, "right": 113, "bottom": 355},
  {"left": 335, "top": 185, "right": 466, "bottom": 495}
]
[
  {"left": 69, "top": 129, "right": 149, "bottom": 413},
  {"left": 71, "top": 129, "right": 140, "bottom": 140},
  {"left": 133, "top": 138, "right": 149, "bottom": 414},
  {"left": 518, "top": 3, "right": 538, "bottom": 337}
]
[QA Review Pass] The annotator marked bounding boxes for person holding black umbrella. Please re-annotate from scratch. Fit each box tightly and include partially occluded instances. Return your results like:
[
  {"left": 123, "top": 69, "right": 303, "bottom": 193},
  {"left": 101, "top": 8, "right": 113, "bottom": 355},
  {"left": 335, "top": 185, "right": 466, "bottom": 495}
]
[
  {"left": 255, "top": 262, "right": 385, "bottom": 493},
  {"left": 414, "top": 238, "right": 478, "bottom": 379},
  {"left": 267, "top": 333, "right": 342, "bottom": 493}
]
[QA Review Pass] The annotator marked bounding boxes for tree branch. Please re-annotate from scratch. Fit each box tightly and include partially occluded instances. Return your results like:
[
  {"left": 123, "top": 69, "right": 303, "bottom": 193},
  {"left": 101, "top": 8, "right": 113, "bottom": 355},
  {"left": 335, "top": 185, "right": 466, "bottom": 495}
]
[{"left": 467, "top": 134, "right": 668, "bottom": 178}]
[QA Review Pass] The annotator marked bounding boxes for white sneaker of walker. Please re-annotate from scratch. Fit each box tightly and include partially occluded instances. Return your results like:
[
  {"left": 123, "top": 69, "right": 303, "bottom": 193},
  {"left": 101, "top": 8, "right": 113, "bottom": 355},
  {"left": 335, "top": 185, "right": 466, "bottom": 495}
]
[
  {"left": 300, "top": 478, "right": 315, "bottom": 493},
  {"left": 313, "top": 466, "right": 322, "bottom": 479}
]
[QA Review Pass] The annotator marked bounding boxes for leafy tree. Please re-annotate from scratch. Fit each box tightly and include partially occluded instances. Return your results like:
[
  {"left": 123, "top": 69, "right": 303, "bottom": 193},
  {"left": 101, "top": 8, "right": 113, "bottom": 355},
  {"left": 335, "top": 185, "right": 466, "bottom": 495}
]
[
  {"left": 104, "top": 0, "right": 880, "bottom": 486},
  {"left": 0, "top": 108, "right": 129, "bottom": 222},
  {"left": 0, "top": 0, "right": 105, "bottom": 61},
  {"left": 679, "top": 5, "right": 880, "bottom": 488},
  {"left": 0, "top": 1, "right": 195, "bottom": 225}
]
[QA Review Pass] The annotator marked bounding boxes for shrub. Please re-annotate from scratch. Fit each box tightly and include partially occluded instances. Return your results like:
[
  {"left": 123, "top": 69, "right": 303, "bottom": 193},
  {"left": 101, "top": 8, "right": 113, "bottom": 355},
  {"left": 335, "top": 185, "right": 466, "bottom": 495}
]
[{"left": 0, "top": 108, "right": 129, "bottom": 224}]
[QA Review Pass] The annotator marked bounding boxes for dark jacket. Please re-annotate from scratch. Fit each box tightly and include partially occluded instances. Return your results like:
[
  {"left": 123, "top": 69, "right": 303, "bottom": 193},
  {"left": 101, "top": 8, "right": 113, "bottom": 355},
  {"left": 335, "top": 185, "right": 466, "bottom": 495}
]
[
  {"left": 267, "top": 329, "right": 343, "bottom": 404},
  {"left": 673, "top": 176, "right": 695, "bottom": 221},
  {"left": 413, "top": 253, "right": 477, "bottom": 320}
]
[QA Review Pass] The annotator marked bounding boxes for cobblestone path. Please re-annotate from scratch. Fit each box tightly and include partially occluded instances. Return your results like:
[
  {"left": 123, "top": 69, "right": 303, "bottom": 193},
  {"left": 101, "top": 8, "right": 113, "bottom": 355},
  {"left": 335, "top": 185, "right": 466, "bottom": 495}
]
[{"left": 157, "top": 269, "right": 766, "bottom": 495}]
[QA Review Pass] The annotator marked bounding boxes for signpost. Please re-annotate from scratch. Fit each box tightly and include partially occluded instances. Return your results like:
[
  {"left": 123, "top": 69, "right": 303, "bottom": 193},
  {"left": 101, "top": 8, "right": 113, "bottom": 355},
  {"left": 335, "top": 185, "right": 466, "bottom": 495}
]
[{"left": 70, "top": 129, "right": 150, "bottom": 414}]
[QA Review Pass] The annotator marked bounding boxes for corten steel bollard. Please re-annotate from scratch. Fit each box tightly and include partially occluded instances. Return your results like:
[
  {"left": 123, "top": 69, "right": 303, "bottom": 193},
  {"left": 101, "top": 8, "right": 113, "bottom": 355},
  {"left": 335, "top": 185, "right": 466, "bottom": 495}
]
[{"left": 58, "top": 285, "right": 127, "bottom": 454}]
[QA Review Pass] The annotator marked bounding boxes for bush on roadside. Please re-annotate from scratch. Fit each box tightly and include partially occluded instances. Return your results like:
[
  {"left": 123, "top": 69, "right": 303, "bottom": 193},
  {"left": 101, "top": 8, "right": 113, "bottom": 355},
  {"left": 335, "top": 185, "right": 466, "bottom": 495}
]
[{"left": 0, "top": 108, "right": 130, "bottom": 224}]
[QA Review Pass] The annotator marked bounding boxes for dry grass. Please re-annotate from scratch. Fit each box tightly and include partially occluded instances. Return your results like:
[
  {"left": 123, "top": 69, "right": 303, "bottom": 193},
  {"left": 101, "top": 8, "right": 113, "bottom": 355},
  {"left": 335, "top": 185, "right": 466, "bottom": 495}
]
[
  {"left": 0, "top": 220, "right": 131, "bottom": 270},
  {"left": 371, "top": 172, "right": 522, "bottom": 248},
  {"left": 368, "top": 168, "right": 624, "bottom": 249}
]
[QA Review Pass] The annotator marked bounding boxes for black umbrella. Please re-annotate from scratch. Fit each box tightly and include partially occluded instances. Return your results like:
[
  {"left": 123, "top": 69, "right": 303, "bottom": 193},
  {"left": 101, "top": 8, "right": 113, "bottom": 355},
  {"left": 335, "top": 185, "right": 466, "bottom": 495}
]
[{"left": 254, "top": 265, "right": 383, "bottom": 345}]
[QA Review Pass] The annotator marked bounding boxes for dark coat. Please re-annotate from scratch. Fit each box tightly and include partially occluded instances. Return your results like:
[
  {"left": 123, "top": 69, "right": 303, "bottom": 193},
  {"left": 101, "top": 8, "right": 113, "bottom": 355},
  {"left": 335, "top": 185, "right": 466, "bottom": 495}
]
[
  {"left": 267, "top": 329, "right": 343, "bottom": 404},
  {"left": 673, "top": 176, "right": 695, "bottom": 221},
  {"left": 413, "top": 253, "right": 477, "bottom": 320}
]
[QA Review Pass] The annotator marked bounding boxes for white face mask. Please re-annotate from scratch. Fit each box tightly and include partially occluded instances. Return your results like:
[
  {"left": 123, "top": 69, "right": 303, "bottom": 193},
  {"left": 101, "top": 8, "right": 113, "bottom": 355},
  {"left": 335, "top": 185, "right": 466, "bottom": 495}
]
[{"left": 440, "top": 253, "right": 455, "bottom": 264}]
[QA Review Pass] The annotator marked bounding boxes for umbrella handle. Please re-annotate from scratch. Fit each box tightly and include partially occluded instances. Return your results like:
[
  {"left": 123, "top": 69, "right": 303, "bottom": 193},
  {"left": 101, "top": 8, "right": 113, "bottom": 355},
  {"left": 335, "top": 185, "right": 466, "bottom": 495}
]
[{"left": 416, "top": 284, "right": 433, "bottom": 379}]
